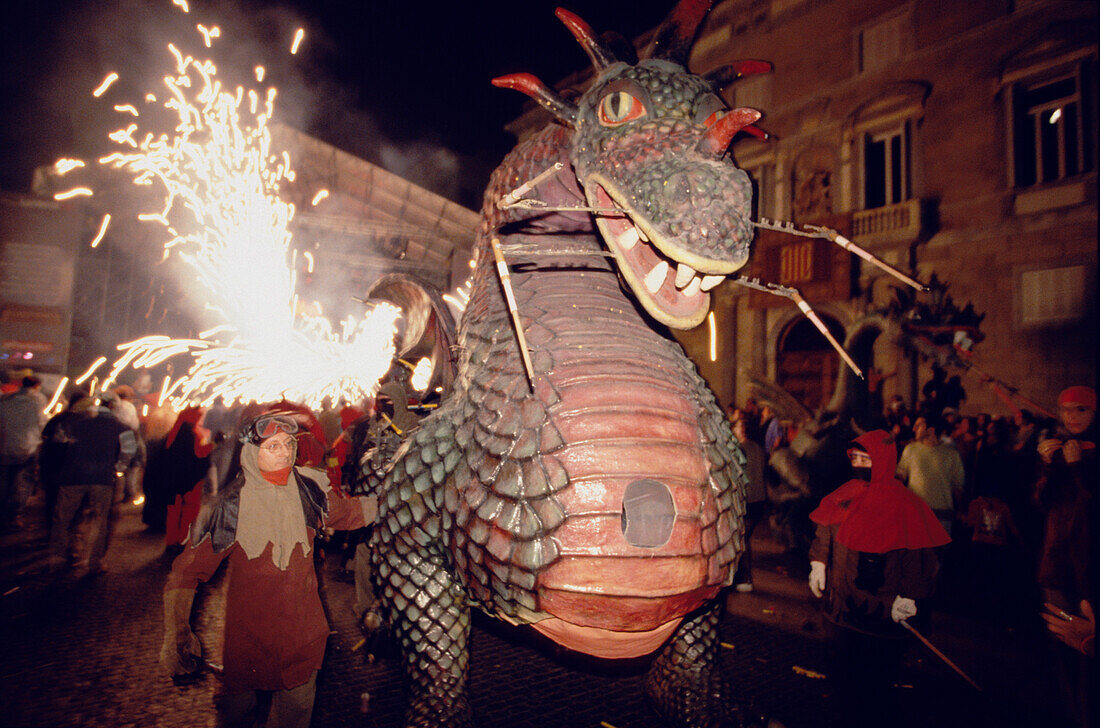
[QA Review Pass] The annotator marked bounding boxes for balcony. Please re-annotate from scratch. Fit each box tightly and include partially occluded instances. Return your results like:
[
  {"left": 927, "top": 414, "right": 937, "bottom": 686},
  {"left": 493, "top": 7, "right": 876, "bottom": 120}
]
[{"left": 851, "top": 198, "right": 924, "bottom": 247}]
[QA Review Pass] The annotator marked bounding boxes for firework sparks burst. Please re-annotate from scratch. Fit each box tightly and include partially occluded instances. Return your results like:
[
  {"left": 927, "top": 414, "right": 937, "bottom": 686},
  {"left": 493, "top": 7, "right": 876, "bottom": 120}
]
[{"left": 95, "top": 23, "right": 400, "bottom": 410}]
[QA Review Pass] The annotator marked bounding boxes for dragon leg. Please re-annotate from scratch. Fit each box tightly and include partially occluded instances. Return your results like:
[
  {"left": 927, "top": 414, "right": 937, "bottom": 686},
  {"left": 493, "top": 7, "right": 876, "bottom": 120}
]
[
  {"left": 645, "top": 601, "right": 727, "bottom": 728},
  {"left": 374, "top": 541, "right": 472, "bottom": 728}
]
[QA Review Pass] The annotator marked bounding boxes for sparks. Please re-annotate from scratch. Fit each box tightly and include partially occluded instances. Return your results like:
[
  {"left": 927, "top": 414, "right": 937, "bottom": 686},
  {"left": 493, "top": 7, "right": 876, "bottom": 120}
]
[
  {"left": 254, "top": 65, "right": 265, "bottom": 82},
  {"left": 75, "top": 357, "right": 108, "bottom": 385},
  {"left": 43, "top": 377, "right": 70, "bottom": 416},
  {"left": 54, "top": 187, "right": 94, "bottom": 201},
  {"left": 172, "top": 0, "right": 189, "bottom": 12},
  {"left": 90, "top": 214, "right": 111, "bottom": 248},
  {"left": 92, "top": 27, "right": 400, "bottom": 409},
  {"left": 290, "top": 28, "right": 305, "bottom": 55},
  {"left": 708, "top": 311, "right": 717, "bottom": 362},
  {"left": 196, "top": 24, "right": 220, "bottom": 48},
  {"left": 93, "top": 73, "right": 119, "bottom": 98},
  {"left": 310, "top": 189, "right": 329, "bottom": 206},
  {"left": 53, "top": 158, "right": 85, "bottom": 175},
  {"left": 114, "top": 104, "right": 140, "bottom": 117},
  {"left": 303, "top": 251, "right": 314, "bottom": 273}
]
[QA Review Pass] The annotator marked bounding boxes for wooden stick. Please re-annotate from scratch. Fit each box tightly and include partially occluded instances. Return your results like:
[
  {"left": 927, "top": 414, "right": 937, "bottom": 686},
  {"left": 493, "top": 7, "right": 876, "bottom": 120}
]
[
  {"left": 490, "top": 236, "right": 536, "bottom": 392},
  {"left": 901, "top": 620, "right": 982, "bottom": 692},
  {"left": 789, "top": 292, "right": 864, "bottom": 379},
  {"left": 821, "top": 228, "right": 927, "bottom": 291}
]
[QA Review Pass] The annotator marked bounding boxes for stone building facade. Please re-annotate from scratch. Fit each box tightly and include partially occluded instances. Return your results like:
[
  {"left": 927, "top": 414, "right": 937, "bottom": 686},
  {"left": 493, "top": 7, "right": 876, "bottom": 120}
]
[{"left": 511, "top": 0, "right": 1097, "bottom": 417}]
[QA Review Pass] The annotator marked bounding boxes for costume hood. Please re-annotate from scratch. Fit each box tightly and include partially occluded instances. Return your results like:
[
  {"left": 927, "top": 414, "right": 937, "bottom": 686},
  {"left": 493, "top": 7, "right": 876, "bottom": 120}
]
[{"left": 810, "top": 429, "right": 949, "bottom": 553}]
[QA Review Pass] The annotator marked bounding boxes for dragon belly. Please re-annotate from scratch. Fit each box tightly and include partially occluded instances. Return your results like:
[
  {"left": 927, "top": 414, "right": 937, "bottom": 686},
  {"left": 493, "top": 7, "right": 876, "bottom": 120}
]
[{"left": 505, "top": 269, "right": 740, "bottom": 639}]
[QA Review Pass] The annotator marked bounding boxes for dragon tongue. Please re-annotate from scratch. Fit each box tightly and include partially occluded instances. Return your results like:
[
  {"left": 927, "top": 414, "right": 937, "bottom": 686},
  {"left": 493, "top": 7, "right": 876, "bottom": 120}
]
[{"left": 645, "top": 261, "right": 669, "bottom": 293}]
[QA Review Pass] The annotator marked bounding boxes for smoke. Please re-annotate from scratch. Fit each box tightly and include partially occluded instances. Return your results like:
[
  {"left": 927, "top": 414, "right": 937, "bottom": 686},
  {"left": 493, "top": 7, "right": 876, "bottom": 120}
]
[{"left": 379, "top": 140, "right": 463, "bottom": 204}]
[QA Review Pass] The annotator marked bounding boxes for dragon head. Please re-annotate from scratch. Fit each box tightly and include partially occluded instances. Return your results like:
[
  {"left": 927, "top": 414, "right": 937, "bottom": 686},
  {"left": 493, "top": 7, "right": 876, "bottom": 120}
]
[{"left": 494, "top": 3, "right": 770, "bottom": 329}]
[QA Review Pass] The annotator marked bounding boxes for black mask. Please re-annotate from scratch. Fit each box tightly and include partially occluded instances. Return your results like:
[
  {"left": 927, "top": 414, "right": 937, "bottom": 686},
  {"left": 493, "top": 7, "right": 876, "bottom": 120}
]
[{"left": 852, "top": 466, "right": 872, "bottom": 481}]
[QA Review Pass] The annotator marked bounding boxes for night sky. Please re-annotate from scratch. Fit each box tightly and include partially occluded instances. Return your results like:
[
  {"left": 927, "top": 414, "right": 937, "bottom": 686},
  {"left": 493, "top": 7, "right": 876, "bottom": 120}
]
[{"left": 0, "top": 0, "right": 679, "bottom": 208}]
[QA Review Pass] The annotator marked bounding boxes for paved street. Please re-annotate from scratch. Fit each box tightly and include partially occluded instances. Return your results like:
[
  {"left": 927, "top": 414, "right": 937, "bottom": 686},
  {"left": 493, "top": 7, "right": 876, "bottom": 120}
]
[{"left": 0, "top": 494, "right": 1071, "bottom": 728}]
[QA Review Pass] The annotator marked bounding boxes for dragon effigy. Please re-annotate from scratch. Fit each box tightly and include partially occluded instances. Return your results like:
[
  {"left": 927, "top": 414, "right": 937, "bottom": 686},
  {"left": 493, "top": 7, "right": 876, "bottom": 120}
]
[{"left": 365, "top": 3, "right": 774, "bottom": 726}]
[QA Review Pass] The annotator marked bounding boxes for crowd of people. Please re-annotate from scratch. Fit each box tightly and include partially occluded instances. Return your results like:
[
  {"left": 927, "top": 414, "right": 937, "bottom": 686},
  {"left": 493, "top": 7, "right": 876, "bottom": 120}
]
[
  {"left": 728, "top": 381, "right": 1095, "bottom": 727},
  {"left": 0, "top": 367, "right": 416, "bottom": 726},
  {"left": 2, "top": 363, "right": 1094, "bottom": 726}
]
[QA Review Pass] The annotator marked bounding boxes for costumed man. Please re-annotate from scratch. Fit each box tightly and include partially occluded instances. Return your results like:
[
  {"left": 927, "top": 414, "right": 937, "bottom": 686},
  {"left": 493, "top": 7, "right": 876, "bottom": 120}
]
[
  {"left": 808, "top": 430, "right": 950, "bottom": 727},
  {"left": 160, "top": 412, "right": 378, "bottom": 728},
  {"left": 1035, "top": 385, "right": 1095, "bottom": 727}
]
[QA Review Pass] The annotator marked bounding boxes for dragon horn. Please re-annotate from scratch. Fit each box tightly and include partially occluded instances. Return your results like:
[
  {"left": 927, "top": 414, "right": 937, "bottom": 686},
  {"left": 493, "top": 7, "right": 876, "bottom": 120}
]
[
  {"left": 648, "top": 0, "right": 712, "bottom": 65},
  {"left": 697, "top": 108, "right": 762, "bottom": 155},
  {"left": 555, "top": 8, "right": 618, "bottom": 72},
  {"left": 703, "top": 60, "right": 773, "bottom": 89},
  {"left": 491, "top": 73, "right": 579, "bottom": 127}
]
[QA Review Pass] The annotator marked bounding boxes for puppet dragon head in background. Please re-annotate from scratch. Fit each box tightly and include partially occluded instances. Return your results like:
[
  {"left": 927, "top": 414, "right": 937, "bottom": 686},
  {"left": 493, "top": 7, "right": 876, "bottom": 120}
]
[{"left": 493, "top": 6, "right": 770, "bottom": 329}]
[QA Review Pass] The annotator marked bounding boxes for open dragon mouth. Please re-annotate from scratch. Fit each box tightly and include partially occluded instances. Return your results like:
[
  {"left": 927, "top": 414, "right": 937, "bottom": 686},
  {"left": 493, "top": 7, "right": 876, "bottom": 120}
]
[{"left": 585, "top": 178, "right": 739, "bottom": 329}]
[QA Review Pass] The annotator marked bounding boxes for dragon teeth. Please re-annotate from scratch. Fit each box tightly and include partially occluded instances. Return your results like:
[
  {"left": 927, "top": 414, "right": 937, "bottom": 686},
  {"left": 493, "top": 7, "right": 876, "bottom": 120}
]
[
  {"left": 700, "top": 275, "right": 725, "bottom": 292},
  {"left": 675, "top": 263, "right": 696, "bottom": 289},
  {"left": 683, "top": 277, "right": 702, "bottom": 297},
  {"left": 619, "top": 227, "right": 640, "bottom": 250},
  {"left": 645, "top": 261, "right": 669, "bottom": 293},
  {"left": 636, "top": 226, "right": 649, "bottom": 242}
]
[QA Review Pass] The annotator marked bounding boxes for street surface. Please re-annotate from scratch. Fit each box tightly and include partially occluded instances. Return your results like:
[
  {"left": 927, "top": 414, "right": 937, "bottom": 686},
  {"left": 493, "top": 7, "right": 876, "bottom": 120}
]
[{"left": 0, "top": 494, "right": 1068, "bottom": 728}]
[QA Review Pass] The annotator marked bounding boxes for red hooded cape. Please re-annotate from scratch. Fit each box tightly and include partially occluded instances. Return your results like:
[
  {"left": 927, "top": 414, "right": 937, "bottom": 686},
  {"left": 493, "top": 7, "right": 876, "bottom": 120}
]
[{"left": 810, "top": 430, "right": 950, "bottom": 553}]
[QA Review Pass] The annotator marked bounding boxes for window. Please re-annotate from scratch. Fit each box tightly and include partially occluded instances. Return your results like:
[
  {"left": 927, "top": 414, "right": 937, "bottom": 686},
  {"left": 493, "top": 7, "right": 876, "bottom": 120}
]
[
  {"left": 863, "top": 121, "right": 910, "bottom": 208},
  {"left": 847, "top": 82, "right": 927, "bottom": 215},
  {"left": 1011, "top": 64, "right": 1092, "bottom": 188},
  {"left": 1018, "top": 265, "right": 1087, "bottom": 328}
]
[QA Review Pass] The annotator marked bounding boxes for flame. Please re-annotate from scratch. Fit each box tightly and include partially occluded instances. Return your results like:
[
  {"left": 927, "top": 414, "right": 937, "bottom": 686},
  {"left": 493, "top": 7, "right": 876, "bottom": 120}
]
[{"left": 92, "top": 23, "right": 399, "bottom": 411}]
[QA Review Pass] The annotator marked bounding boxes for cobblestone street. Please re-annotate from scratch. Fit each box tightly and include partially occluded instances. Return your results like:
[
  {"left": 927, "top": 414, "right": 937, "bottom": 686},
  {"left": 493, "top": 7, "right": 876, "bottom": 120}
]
[{"left": 0, "top": 495, "right": 1069, "bottom": 728}]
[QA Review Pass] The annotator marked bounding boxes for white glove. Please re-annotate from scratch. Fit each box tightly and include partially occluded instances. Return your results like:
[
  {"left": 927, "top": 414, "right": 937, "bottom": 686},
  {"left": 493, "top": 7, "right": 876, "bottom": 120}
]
[
  {"left": 809, "top": 561, "right": 826, "bottom": 598},
  {"left": 891, "top": 595, "right": 917, "bottom": 623}
]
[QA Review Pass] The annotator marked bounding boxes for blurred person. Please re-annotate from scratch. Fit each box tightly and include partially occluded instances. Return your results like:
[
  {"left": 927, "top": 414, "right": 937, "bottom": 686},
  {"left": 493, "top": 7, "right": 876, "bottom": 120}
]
[
  {"left": 1034, "top": 386, "right": 1095, "bottom": 727},
  {"left": 808, "top": 430, "right": 949, "bottom": 727},
  {"left": 144, "top": 407, "right": 211, "bottom": 540},
  {"left": 731, "top": 418, "right": 766, "bottom": 592},
  {"left": 0, "top": 375, "right": 47, "bottom": 529},
  {"left": 1042, "top": 601, "right": 1094, "bottom": 658},
  {"left": 109, "top": 386, "right": 146, "bottom": 504},
  {"left": 896, "top": 416, "right": 965, "bottom": 536},
  {"left": 960, "top": 482, "right": 1023, "bottom": 623},
  {"left": 40, "top": 392, "right": 136, "bottom": 575},
  {"left": 159, "top": 412, "right": 377, "bottom": 728}
]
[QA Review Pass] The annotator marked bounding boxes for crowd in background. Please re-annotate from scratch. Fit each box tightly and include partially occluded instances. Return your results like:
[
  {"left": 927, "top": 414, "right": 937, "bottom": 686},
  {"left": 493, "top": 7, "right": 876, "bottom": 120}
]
[
  {"left": 2, "top": 364, "right": 1094, "bottom": 725},
  {"left": 728, "top": 377, "right": 1095, "bottom": 727}
]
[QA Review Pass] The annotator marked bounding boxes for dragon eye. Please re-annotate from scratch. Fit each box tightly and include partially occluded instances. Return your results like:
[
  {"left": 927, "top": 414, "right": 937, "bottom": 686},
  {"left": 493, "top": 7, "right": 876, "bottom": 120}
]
[{"left": 598, "top": 91, "right": 647, "bottom": 126}]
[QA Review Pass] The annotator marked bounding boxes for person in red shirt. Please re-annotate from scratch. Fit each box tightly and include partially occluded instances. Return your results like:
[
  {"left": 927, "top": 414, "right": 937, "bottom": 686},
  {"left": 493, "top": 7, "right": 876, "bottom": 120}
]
[{"left": 160, "top": 412, "right": 377, "bottom": 728}]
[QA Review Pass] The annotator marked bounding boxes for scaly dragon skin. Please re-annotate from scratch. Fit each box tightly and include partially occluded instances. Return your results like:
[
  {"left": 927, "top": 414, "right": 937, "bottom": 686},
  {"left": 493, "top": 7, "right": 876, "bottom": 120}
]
[{"left": 370, "top": 5, "right": 764, "bottom": 726}]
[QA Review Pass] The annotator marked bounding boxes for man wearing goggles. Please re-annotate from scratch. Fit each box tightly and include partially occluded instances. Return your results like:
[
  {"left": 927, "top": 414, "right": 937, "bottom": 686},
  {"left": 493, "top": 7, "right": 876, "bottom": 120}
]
[{"left": 160, "top": 410, "right": 378, "bottom": 727}]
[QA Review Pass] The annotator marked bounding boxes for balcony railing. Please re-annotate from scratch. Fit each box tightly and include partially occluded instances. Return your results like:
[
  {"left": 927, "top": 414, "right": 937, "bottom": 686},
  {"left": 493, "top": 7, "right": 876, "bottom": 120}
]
[{"left": 852, "top": 198, "right": 923, "bottom": 246}]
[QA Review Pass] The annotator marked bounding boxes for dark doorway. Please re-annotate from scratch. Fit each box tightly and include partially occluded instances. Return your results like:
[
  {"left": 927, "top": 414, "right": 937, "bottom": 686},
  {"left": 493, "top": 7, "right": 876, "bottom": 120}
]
[{"left": 776, "top": 314, "right": 845, "bottom": 413}]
